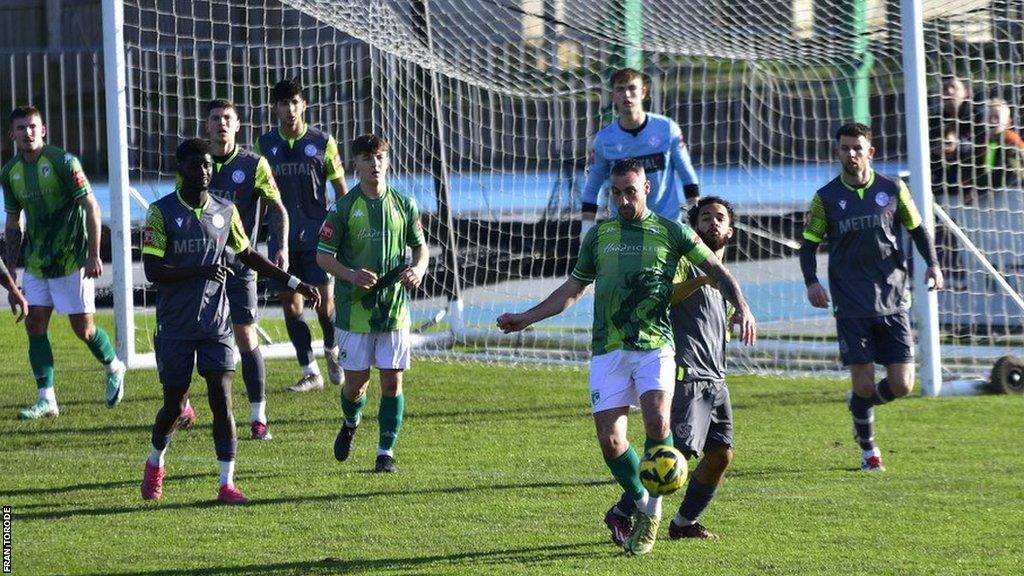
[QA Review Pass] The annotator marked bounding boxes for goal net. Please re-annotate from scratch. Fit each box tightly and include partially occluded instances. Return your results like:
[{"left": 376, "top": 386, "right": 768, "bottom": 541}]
[{"left": 116, "top": 0, "right": 1024, "bottom": 377}]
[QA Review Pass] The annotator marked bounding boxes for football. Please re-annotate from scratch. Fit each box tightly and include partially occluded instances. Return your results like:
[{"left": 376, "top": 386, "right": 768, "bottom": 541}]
[{"left": 639, "top": 444, "right": 688, "bottom": 495}]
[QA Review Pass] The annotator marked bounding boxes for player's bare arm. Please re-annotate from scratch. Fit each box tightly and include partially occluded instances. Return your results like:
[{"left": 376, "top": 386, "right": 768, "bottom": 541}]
[
  {"left": 330, "top": 176, "right": 348, "bottom": 199},
  {"left": 496, "top": 277, "right": 589, "bottom": 333},
  {"left": 4, "top": 213, "right": 22, "bottom": 281},
  {"left": 316, "top": 252, "right": 377, "bottom": 289},
  {"left": 0, "top": 257, "right": 27, "bottom": 322},
  {"left": 239, "top": 246, "right": 320, "bottom": 307},
  {"left": 697, "top": 255, "right": 756, "bottom": 345},
  {"left": 78, "top": 193, "right": 104, "bottom": 278},
  {"left": 267, "top": 196, "right": 290, "bottom": 270},
  {"left": 400, "top": 243, "right": 430, "bottom": 290}
]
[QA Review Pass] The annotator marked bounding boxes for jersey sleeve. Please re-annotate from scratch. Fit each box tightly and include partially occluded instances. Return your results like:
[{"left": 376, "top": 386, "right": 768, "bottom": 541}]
[
  {"left": 60, "top": 153, "right": 91, "bottom": 200},
  {"left": 252, "top": 138, "right": 262, "bottom": 156},
  {"left": 802, "top": 193, "right": 828, "bottom": 243},
  {"left": 570, "top": 226, "right": 599, "bottom": 284},
  {"left": 142, "top": 205, "right": 167, "bottom": 258},
  {"left": 226, "top": 205, "right": 251, "bottom": 254},
  {"left": 317, "top": 204, "right": 345, "bottom": 255},
  {"left": 896, "top": 180, "right": 923, "bottom": 231},
  {"left": 404, "top": 197, "right": 425, "bottom": 248},
  {"left": 670, "top": 260, "right": 707, "bottom": 305},
  {"left": 674, "top": 222, "right": 712, "bottom": 266},
  {"left": 324, "top": 135, "right": 344, "bottom": 181},
  {"left": 254, "top": 157, "right": 280, "bottom": 201},
  {"left": 669, "top": 122, "right": 699, "bottom": 186},
  {"left": 581, "top": 139, "right": 610, "bottom": 207}
]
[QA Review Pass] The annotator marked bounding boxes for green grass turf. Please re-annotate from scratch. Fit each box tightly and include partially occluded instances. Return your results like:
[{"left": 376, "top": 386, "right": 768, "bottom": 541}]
[{"left": 0, "top": 315, "right": 1020, "bottom": 575}]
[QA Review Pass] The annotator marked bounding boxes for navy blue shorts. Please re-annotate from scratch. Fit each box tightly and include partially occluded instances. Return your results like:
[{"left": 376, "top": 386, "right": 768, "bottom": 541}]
[
  {"left": 270, "top": 249, "right": 331, "bottom": 291},
  {"left": 154, "top": 335, "right": 235, "bottom": 388},
  {"left": 226, "top": 267, "right": 258, "bottom": 325},
  {"left": 836, "top": 312, "right": 914, "bottom": 366}
]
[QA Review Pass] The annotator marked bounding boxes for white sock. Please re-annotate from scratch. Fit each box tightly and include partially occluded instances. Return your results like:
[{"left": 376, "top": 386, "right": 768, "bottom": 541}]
[
  {"left": 39, "top": 387, "right": 57, "bottom": 404},
  {"left": 250, "top": 401, "right": 266, "bottom": 424},
  {"left": 105, "top": 357, "right": 125, "bottom": 374},
  {"left": 636, "top": 492, "right": 662, "bottom": 516},
  {"left": 148, "top": 445, "right": 167, "bottom": 467},
  {"left": 325, "top": 346, "right": 338, "bottom": 358},
  {"left": 377, "top": 449, "right": 394, "bottom": 457},
  {"left": 303, "top": 362, "right": 321, "bottom": 377},
  {"left": 219, "top": 460, "right": 235, "bottom": 487},
  {"left": 673, "top": 512, "right": 695, "bottom": 527}
]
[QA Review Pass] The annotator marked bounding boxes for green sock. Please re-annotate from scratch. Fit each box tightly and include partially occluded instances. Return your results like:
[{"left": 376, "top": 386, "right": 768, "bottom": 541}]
[
  {"left": 645, "top": 433, "right": 674, "bottom": 453},
  {"left": 377, "top": 394, "right": 405, "bottom": 452},
  {"left": 28, "top": 334, "right": 55, "bottom": 390},
  {"left": 86, "top": 327, "right": 116, "bottom": 365},
  {"left": 341, "top": 391, "right": 368, "bottom": 426},
  {"left": 605, "top": 446, "right": 645, "bottom": 501}
]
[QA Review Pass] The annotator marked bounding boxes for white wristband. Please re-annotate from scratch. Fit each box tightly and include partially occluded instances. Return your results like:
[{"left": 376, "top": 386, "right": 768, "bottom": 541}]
[{"left": 287, "top": 276, "right": 301, "bottom": 290}]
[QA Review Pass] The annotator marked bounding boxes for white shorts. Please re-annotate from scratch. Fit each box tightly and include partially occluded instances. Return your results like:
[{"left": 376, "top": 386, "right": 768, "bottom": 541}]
[
  {"left": 588, "top": 346, "right": 675, "bottom": 414},
  {"left": 23, "top": 269, "right": 95, "bottom": 315},
  {"left": 336, "top": 327, "right": 411, "bottom": 371}
]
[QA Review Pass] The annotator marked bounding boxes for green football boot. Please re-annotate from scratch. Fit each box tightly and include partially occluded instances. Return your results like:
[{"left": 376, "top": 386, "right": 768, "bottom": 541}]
[
  {"left": 105, "top": 363, "right": 127, "bottom": 408},
  {"left": 624, "top": 509, "right": 661, "bottom": 556},
  {"left": 18, "top": 398, "right": 59, "bottom": 420}
]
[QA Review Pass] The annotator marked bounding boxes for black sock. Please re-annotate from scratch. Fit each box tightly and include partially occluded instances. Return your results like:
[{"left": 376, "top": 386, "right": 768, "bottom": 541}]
[
  {"left": 285, "top": 315, "right": 314, "bottom": 366},
  {"left": 240, "top": 348, "right": 266, "bottom": 403}
]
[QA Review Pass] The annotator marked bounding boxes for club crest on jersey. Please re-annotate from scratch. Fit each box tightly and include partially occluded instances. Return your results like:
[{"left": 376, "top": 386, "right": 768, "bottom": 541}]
[
  {"left": 304, "top": 144, "right": 318, "bottom": 157},
  {"left": 11, "top": 173, "right": 20, "bottom": 181},
  {"left": 232, "top": 170, "right": 245, "bottom": 184},
  {"left": 839, "top": 200, "right": 847, "bottom": 210},
  {"left": 271, "top": 146, "right": 279, "bottom": 156},
  {"left": 875, "top": 192, "right": 890, "bottom": 206},
  {"left": 647, "top": 136, "right": 660, "bottom": 147},
  {"left": 320, "top": 222, "right": 334, "bottom": 240},
  {"left": 353, "top": 209, "right": 364, "bottom": 218},
  {"left": 212, "top": 213, "right": 226, "bottom": 229},
  {"left": 175, "top": 217, "right": 184, "bottom": 228},
  {"left": 41, "top": 165, "right": 51, "bottom": 177}
]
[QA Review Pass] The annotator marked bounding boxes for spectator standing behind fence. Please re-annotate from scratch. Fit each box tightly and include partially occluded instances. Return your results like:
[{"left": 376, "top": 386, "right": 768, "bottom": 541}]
[{"left": 963, "top": 97, "right": 1024, "bottom": 200}]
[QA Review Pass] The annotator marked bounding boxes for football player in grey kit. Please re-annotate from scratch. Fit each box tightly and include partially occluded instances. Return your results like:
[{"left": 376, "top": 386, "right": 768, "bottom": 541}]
[
  {"left": 140, "top": 138, "right": 320, "bottom": 504},
  {"left": 801, "top": 122, "right": 943, "bottom": 472}
]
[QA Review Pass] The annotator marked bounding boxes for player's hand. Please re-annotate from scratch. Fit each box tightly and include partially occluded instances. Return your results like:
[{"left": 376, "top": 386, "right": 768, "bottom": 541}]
[
  {"left": 730, "top": 306, "right": 757, "bottom": 346},
  {"left": 806, "top": 282, "right": 830, "bottom": 309},
  {"left": 199, "top": 264, "right": 232, "bottom": 283},
  {"left": 925, "top": 265, "right": 944, "bottom": 291},
  {"left": 496, "top": 312, "right": 531, "bottom": 333},
  {"left": 348, "top": 268, "right": 378, "bottom": 289},
  {"left": 84, "top": 255, "right": 103, "bottom": 279},
  {"left": 400, "top": 266, "right": 425, "bottom": 290},
  {"left": 273, "top": 250, "right": 289, "bottom": 273},
  {"left": 297, "top": 283, "right": 321, "bottom": 308},
  {"left": 8, "top": 290, "right": 27, "bottom": 323}
]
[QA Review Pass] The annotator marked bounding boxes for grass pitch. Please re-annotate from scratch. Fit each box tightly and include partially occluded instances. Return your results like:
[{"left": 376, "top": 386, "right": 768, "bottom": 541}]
[{"left": 0, "top": 315, "right": 1020, "bottom": 575}]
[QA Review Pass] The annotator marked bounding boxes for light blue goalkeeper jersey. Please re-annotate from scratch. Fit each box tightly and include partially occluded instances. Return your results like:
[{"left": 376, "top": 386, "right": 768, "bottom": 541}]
[{"left": 582, "top": 113, "right": 699, "bottom": 222}]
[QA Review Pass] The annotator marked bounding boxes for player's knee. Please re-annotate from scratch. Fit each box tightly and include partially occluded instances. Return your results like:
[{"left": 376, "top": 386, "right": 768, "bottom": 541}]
[
  {"left": 24, "top": 315, "right": 47, "bottom": 336},
  {"left": 597, "top": 434, "right": 627, "bottom": 459},
  {"left": 707, "top": 446, "right": 733, "bottom": 472},
  {"left": 233, "top": 324, "right": 258, "bottom": 352},
  {"left": 890, "top": 378, "right": 914, "bottom": 397}
]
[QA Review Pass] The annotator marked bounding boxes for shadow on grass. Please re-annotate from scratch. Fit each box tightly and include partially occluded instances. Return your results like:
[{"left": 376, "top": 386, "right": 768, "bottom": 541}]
[
  {"left": 0, "top": 473, "right": 213, "bottom": 497},
  {"left": 16, "top": 478, "right": 613, "bottom": 522},
  {"left": 85, "top": 541, "right": 610, "bottom": 576}
]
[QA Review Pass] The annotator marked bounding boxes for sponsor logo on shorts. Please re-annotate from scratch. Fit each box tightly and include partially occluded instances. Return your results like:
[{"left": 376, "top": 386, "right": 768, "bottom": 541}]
[{"left": 590, "top": 390, "right": 600, "bottom": 406}]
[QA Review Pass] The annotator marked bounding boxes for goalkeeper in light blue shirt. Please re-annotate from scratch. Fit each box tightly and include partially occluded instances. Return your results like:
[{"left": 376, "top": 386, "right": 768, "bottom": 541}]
[{"left": 581, "top": 68, "right": 700, "bottom": 234}]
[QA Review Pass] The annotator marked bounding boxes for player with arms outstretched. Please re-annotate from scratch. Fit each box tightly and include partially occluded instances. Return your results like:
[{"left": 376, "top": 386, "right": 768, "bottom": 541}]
[
  {"left": 498, "top": 160, "right": 754, "bottom": 555},
  {"left": 140, "top": 139, "right": 320, "bottom": 504},
  {"left": 317, "top": 134, "right": 429, "bottom": 474}
]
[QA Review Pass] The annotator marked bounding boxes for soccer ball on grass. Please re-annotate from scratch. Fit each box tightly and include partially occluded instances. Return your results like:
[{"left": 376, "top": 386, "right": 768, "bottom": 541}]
[{"left": 639, "top": 444, "right": 687, "bottom": 495}]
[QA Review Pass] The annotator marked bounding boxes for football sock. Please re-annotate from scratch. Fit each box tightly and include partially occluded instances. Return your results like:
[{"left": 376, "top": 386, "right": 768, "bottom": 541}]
[
  {"left": 85, "top": 327, "right": 116, "bottom": 365},
  {"left": 636, "top": 492, "right": 662, "bottom": 516},
  {"left": 28, "top": 333, "right": 55, "bottom": 391},
  {"left": 303, "top": 362, "right": 321, "bottom": 377},
  {"left": 605, "top": 446, "right": 645, "bottom": 502},
  {"left": 284, "top": 314, "right": 314, "bottom": 366},
  {"left": 240, "top": 348, "right": 266, "bottom": 403},
  {"left": 38, "top": 386, "right": 56, "bottom": 404},
  {"left": 105, "top": 357, "right": 125, "bottom": 375},
  {"left": 341, "top": 392, "right": 367, "bottom": 427},
  {"left": 319, "top": 314, "right": 336, "bottom": 349},
  {"left": 644, "top": 433, "right": 673, "bottom": 452},
  {"left": 675, "top": 476, "right": 718, "bottom": 526},
  {"left": 147, "top": 444, "right": 168, "bottom": 467},
  {"left": 250, "top": 401, "right": 266, "bottom": 424},
  {"left": 873, "top": 378, "right": 896, "bottom": 405},
  {"left": 377, "top": 394, "right": 405, "bottom": 452},
  {"left": 218, "top": 460, "right": 235, "bottom": 487},
  {"left": 849, "top": 393, "right": 876, "bottom": 451}
]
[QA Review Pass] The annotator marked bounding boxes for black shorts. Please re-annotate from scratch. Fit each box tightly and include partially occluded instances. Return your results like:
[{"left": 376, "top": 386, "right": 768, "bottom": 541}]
[
  {"left": 670, "top": 379, "right": 734, "bottom": 458},
  {"left": 269, "top": 249, "right": 331, "bottom": 291},
  {"left": 154, "top": 335, "right": 235, "bottom": 388},
  {"left": 225, "top": 267, "right": 258, "bottom": 325},
  {"left": 836, "top": 312, "right": 914, "bottom": 366}
]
